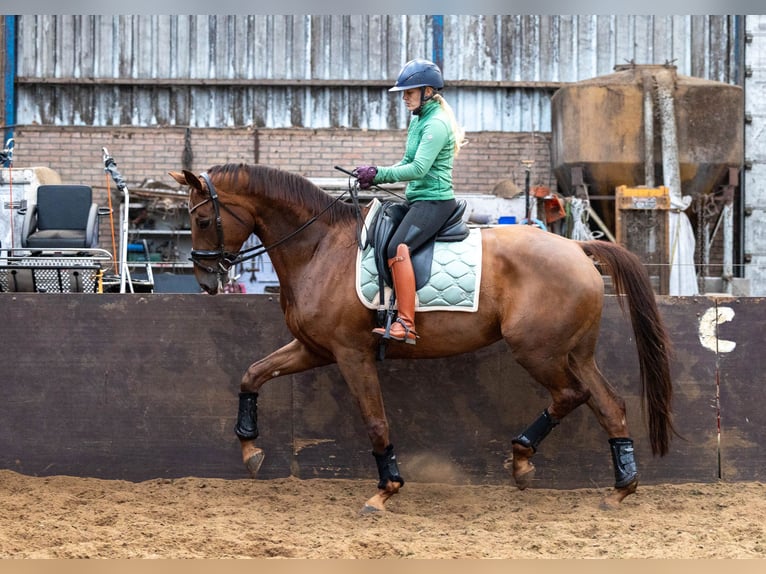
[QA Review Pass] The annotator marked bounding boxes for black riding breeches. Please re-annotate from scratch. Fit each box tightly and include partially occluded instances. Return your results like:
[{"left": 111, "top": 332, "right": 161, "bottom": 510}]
[{"left": 387, "top": 198, "right": 458, "bottom": 259}]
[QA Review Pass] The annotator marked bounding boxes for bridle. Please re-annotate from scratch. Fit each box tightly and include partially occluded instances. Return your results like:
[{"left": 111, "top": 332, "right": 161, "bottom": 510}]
[
  {"left": 187, "top": 172, "right": 250, "bottom": 275},
  {"left": 187, "top": 170, "right": 358, "bottom": 277}
]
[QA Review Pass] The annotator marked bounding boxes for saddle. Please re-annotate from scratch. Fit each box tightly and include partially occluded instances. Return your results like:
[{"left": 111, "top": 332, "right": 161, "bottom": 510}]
[{"left": 367, "top": 199, "right": 470, "bottom": 290}]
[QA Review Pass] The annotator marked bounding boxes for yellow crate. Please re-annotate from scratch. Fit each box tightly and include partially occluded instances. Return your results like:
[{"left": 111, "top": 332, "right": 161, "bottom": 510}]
[
  {"left": 615, "top": 185, "right": 671, "bottom": 210},
  {"left": 614, "top": 185, "right": 670, "bottom": 294}
]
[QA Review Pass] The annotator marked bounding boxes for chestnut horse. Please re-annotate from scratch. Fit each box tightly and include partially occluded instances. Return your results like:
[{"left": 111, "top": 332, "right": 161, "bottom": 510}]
[{"left": 169, "top": 163, "right": 675, "bottom": 512}]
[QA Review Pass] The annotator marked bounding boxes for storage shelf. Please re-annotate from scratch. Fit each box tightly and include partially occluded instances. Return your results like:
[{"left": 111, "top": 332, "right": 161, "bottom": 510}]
[{"left": 122, "top": 203, "right": 194, "bottom": 276}]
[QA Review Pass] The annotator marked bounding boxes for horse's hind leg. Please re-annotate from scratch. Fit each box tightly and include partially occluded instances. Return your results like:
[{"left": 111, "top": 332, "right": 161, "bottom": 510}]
[
  {"left": 510, "top": 352, "right": 640, "bottom": 507},
  {"left": 509, "top": 355, "right": 593, "bottom": 490},
  {"left": 509, "top": 408, "right": 561, "bottom": 488},
  {"left": 237, "top": 338, "right": 333, "bottom": 477},
  {"left": 576, "top": 358, "right": 640, "bottom": 509}
]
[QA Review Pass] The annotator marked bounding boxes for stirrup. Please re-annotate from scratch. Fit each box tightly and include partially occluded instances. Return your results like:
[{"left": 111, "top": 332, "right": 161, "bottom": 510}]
[{"left": 373, "top": 318, "right": 418, "bottom": 345}]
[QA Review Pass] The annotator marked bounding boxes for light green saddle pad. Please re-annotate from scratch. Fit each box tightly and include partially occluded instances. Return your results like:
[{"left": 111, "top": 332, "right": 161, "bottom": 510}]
[{"left": 355, "top": 199, "right": 482, "bottom": 313}]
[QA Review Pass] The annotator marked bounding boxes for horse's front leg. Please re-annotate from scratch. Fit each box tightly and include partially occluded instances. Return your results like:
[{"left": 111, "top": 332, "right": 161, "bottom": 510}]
[
  {"left": 334, "top": 349, "right": 403, "bottom": 514},
  {"left": 237, "top": 338, "right": 332, "bottom": 477}
]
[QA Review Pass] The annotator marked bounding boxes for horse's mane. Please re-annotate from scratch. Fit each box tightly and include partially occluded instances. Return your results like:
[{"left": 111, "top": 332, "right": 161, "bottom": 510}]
[{"left": 207, "top": 163, "right": 357, "bottom": 225}]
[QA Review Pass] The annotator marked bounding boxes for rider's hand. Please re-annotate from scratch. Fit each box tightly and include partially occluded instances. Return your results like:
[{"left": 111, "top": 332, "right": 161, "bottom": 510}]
[{"left": 353, "top": 166, "right": 378, "bottom": 189}]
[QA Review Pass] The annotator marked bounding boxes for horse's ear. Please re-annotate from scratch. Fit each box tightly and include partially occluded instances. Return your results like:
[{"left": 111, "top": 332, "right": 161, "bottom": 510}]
[
  {"left": 183, "top": 169, "right": 203, "bottom": 191},
  {"left": 168, "top": 171, "right": 186, "bottom": 185},
  {"left": 168, "top": 170, "right": 203, "bottom": 190}
]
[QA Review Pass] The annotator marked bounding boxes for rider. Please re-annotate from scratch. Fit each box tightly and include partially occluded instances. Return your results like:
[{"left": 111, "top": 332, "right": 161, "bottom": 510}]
[{"left": 355, "top": 58, "right": 466, "bottom": 345}]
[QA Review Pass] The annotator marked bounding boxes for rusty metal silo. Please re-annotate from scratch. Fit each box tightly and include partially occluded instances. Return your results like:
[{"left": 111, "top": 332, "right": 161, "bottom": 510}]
[
  {"left": 550, "top": 63, "right": 743, "bottom": 293},
  {"left": 551, "top": 63, "right": 742, "bottom": 212}
]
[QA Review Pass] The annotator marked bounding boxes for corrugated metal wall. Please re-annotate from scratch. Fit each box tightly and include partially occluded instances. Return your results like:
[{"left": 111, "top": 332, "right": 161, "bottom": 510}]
[
  {"left": 744, "top": 14, "right": 766, "bottom": 295},
  {"left": 15, "top": 15, "right": 740, "bottom": 131}
]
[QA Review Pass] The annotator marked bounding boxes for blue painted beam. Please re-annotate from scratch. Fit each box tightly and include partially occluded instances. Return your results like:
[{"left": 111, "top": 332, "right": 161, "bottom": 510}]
[
  {"left": 432, "top": 15, "right": 443, "bottom": 73},
  {"left": 4, "top": 16, "right": 16, "bottom": 145}
]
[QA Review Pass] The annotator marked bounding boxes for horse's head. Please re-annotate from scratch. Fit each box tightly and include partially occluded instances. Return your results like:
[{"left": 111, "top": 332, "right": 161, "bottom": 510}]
[{"left": 169, "top": 169, "right": 253, "bottom": 294}]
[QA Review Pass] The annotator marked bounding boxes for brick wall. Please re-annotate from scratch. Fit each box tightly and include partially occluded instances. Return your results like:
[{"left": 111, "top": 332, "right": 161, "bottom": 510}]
[{"left": 12, "top": 125, "right": 554, "bottom": 249}]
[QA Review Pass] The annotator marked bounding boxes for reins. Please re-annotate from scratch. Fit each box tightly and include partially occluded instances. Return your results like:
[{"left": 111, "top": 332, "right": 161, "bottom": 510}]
[
  {"left": 333, "top": 165, "right": 405, "bottom": 250},
  {"left": 188, "top": 170, "right": 358, "bottom": 275}
]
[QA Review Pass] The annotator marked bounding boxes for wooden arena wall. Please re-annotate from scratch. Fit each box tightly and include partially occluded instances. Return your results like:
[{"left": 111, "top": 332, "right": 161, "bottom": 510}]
[{"left": 0, "top": 293, "right": 762, "bottom": 489}]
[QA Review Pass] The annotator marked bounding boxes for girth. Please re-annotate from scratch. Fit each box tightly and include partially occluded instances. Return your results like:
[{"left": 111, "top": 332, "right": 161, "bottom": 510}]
[{"left": 368, "top": 199, "right": 469, "bottom": 290}]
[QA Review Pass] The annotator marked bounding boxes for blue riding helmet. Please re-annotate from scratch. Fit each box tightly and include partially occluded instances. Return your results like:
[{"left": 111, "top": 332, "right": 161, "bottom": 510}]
[{"left": 389, "top": 58, "right": 444, "bottom": 92}]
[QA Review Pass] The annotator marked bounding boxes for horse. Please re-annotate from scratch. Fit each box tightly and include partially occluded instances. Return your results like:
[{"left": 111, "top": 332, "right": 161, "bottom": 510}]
[{"left": 169, "top": 163, "right": 676, "bottom": 512}]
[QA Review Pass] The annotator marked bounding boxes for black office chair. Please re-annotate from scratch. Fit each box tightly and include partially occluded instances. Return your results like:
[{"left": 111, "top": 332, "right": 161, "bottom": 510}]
[{"left": 21, "top": 185, "right": 99, "bottom": 249}]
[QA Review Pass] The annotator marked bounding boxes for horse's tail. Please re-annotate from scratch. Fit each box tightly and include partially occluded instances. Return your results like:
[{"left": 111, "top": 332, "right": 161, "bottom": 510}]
[{"left": 578, "top": 239, "right": 677, "bottom": 457}]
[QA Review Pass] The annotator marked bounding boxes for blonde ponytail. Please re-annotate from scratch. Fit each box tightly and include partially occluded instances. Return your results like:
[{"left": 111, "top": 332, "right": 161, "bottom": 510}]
[{"left": 433, "top": 93, "right": 468, "bottom": 156}]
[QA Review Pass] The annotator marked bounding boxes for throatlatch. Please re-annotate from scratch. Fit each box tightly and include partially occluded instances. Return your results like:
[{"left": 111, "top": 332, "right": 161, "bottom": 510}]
[
  {"left": 608, "top": 437, "right": 638, "bottom": 488},
  {"left": 512, "top": 409, "right": 561, "bottom": 452},
  {"left": 234, "top": 391, "right": 259, "bottom": 440},
  {"left": 373, "top": 444, "right": 405, "bottom": 490}
]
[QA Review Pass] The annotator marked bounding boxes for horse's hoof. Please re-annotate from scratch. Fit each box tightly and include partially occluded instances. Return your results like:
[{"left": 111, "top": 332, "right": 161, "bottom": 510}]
[
  {"left": 244, "top": 450, "right": 265, "bottom": 478},
  {"left": 599, "top": 478, "right": 638, "bottom": 510},
  {"left": 513, "top": 464, "right": 536, "bottom": 490},
  {"left": 362, "top": 486, "right": 399, "bottom": 514}
]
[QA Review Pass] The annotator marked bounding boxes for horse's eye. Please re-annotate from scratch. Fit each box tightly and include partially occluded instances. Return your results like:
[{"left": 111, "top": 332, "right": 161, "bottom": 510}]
[{"left": 197, "top": 217, "right": 212, "bottom": 230}]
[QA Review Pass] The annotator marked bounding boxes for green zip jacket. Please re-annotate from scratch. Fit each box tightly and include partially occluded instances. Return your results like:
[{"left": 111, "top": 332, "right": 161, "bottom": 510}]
[{"left": 373, "top": 99, "right": 456, "bottom": 202}]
